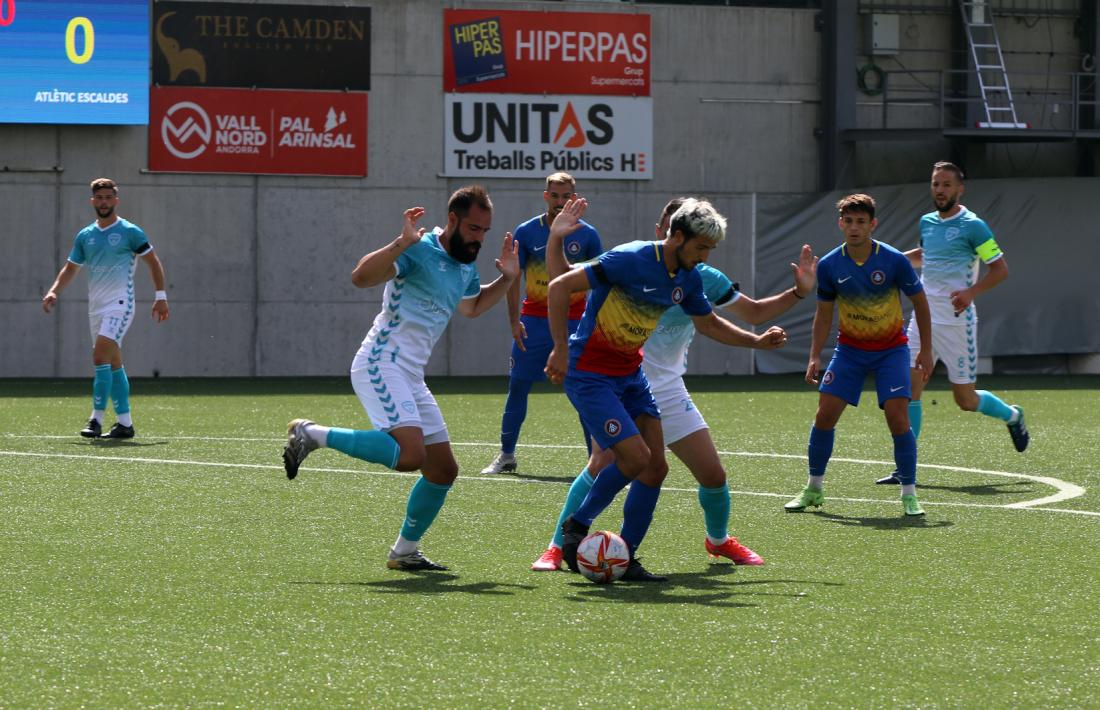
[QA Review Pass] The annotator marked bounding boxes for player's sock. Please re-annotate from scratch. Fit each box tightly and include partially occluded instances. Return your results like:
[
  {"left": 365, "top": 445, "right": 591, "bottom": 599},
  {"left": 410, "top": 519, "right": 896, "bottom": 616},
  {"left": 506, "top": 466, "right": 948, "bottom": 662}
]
[
  {"left": 304, "top": 423, "right": 331, "bottom": 446},
  {"left": 807, "top": 426, "right": 835, "bottom": 489},
  {"left": 499, "top": 377, "right": 533, "bottom": 455},
  {"left": 572, "top": 463, "right": 631, "bottom": 526},
  {"left": 976, "top": 390, "right": 1015, "bottom": 423},
  {"left": 551, "top": 468, "right": 595, "bottom": 548},
  {"left": 620, "top": 479, "right": 661, "bottom": 553},
  {"left": 398, "top": 477, "right": 452, "bottom": 542},
  {"left": 91, "top": 410, "right": 106, "bottom": 423},
  {"left": 326, "top": 428, "right": 401, "bottom": 469},
  {"left": 391, "top": 534, "right": 418, "bottom": 556},
  {"left": 909, "top": 400, "right": 923, "bottom": 439},
  {"left": 92, "top": 364, "right": 111, "bottom": 417},
  {"left": 110, "top": 367, "right": 132, "bottom": 426},
  {"left": 697, "top": 483, "right": 730, "bottom": 544},
  {"left": 893, "top": 429, "right": 918, "bottom": 486},
  {"left": 901, "top": 483, "right": 917, "bottom": 497}
]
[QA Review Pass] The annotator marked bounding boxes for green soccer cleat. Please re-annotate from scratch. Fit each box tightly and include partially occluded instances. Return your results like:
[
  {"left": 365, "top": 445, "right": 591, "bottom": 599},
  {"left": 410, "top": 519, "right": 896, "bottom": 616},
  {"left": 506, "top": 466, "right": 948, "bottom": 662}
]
[
  {"left": 902, "top": 494, "right": 925, "bottom": 517},
  {"left": 784, "top": 486, "right": 825, "bottom": 512}
]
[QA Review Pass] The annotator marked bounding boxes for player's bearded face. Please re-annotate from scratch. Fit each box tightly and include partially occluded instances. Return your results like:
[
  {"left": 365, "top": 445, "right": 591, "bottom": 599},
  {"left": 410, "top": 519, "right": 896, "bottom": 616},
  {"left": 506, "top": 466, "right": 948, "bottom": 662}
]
[
  {"left": 544, "top": 184, "right": 574, "bottom": 219},
  {"left": 92, "top": 191, "right": 117, "bottom": 219},
  {"left": 675, "top": 236, "right": 716, "bottom": 271},
  {"left": 448, "top": 216, "right": 483, "bottom": 264},
  {"left": 931, "top": 171, "right": 961, "bottom": 212}
]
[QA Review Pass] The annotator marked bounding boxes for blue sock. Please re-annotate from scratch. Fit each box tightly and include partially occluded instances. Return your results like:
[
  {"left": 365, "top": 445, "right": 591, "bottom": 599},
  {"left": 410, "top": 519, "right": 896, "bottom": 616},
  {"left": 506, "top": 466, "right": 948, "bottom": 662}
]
[
  {"left": 552, "top": 468, "right": 595, "bottom": 548},
  {"left": 697, "top": 483, "right": 730, "bottom": 542},
  {"left": 110, "top": 367, "right": 131, "bottom": 415},
  {"left": 573, "top": 463, "right": 631, "bottom": 526},
  {"left": 92, "top": 364, "right": 112, "bottom": 414},
  {"left": 909, "top": 400, "right": 923, "bottom": 439},
  {"left": 976, "top": 390, "right": 1014, "bottom": 422},
  {"left": 500, "top": 377, "right": 533, "bottom": 454},
  {"left": 399, "top": 477, "right": 451, "bottom": 542},
  {"left": 893, "top": 430, "right": 918, "bottom": 486},
  {"left": 808, "top": 426, "right": 835, "bottom": 477},
  {"left": 326, "top": 428, "right": 400, "bottom": 469},
  {"left": 620, "top": 479, "right": 661, "bottom": 553}
]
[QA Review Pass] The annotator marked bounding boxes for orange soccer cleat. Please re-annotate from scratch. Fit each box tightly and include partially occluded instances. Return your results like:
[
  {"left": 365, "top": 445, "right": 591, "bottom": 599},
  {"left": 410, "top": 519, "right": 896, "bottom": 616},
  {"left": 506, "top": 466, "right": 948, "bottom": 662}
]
[{"left": 705, "top": 537, "right": 764, "bottom": 566}]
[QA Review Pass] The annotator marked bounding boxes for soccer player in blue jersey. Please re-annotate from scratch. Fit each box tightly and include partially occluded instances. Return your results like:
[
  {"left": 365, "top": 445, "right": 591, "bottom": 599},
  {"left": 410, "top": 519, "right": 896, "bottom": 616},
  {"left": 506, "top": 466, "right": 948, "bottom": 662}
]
[
  {"left": 482, "top": 172, "right": 602, "bottom": 475},
  {"left": 546, "top": 198, "right": 788, "bottom": 581},
  {"left": 876, "top": 162, "right": 1028, "bottom": 485},
  {"left": 785, "top": 193, "right": 933, "bottom": 516},
  {"left": 281, "top": 186, "right": 519, "bottom": 571},
  {"left": 42, "top": 178, "right": 169, "bottom": 439},
  {"left": 531, "top": 197, "right": 814, "bottom": 573}
]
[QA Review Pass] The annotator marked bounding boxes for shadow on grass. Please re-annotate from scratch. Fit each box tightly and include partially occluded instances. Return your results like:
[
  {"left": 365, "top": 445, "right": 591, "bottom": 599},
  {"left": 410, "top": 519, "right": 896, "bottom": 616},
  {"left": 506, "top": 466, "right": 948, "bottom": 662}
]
[
  {"left": 291, "top": 574, "right": 538, "bottom": 597},
  {"left": 918, "top": 481, "right": 1035, "bottom": 497},
  {"left": 810, "top": 510, "right": 954, "bottom": 530},
  {"left": 66, "top": 439, "right": 168, "bottom": 448},
  {"left": 565, "top": 565, "right": 845, "bottom": 607}
]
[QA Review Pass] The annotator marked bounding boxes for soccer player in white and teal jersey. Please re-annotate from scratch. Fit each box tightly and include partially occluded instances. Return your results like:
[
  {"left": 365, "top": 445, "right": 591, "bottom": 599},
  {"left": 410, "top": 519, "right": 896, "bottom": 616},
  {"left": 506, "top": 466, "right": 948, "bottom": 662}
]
[
  {"left": 532, "top": 197, "right": 814, "bottom": 573},
  {"left": 282, "top": 186, "right": 519, "bottom": 572},
  {"left": 876, "top": 161, "right": 1028, "bottom": 485},
  {"left": 42, "top": 178, "right": 169, "bottom": 439}
]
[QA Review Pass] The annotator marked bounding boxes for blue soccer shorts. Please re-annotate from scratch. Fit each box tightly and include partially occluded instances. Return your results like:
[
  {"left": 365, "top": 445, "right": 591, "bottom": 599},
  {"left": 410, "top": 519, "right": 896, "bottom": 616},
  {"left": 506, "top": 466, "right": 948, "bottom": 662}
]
[
  {"left": 509, "top": 314, "right": 581, "bottom": 381},
  {"left": 819, "top": 343, "right": 911, "bottom": 409},
  {"left": 563, "top": 367, "right": 660, "bottom": 450}
]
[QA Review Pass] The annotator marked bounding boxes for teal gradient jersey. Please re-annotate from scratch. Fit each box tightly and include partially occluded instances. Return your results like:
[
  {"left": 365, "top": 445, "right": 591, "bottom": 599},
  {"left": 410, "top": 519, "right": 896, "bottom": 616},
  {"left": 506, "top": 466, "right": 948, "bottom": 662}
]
[
  {"left": 918, "top": 207, "right": 1003, "bottom": 324},
  {"left": 67, "top": 218, "right": 151, "bottom": 314},
  {"left": 642, "top": 264, "right": 739, "bottom": 391},
  {"left": 817, "top": 240, "right": 923, "bottom": 351},
  {"left": 359, "top": 228, "right": 481, "bottom": 373}
]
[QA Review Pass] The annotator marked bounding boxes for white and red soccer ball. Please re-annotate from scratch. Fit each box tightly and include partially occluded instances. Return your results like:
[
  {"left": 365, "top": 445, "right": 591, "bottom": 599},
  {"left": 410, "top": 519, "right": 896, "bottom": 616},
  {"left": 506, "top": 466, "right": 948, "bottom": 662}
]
[{"left": 576, "top": 531, "right": 630, "bottom": 583}]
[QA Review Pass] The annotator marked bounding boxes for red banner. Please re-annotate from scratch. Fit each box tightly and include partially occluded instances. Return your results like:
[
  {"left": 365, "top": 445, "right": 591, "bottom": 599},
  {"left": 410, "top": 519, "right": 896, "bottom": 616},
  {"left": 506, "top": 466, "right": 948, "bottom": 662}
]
[
  {"left": 149, "top": 87, "right": 367, "bottom": 175},
  {"left": 443, "top": 9, "right": 650, "bottom": 96}
]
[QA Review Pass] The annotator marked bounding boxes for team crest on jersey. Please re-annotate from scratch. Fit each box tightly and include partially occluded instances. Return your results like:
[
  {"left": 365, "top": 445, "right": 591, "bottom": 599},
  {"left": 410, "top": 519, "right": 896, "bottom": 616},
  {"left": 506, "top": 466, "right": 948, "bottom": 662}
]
[
  {"left": 671, "top": 287, "right": 684, "bottom": 304},
  {"left": 870, "top": 270, "right": 886, "bottom": 285},
  {"left": 945, "top": 227, "right": 960, "bottom": 241},
  {"left": 108, "top": 233, "right": 122, "bottom": 247},
  {"left": 604, "top": 419, "right": 622, "bottom": 437},
  {"left": 401, "top": 401, "right": 416, "bottom": 414},
  {"left": 822, "top": 370, "right": 835, "bottom": 385},
  {"left": 566, "top": 241, "right": 581, "bottom": 256}
]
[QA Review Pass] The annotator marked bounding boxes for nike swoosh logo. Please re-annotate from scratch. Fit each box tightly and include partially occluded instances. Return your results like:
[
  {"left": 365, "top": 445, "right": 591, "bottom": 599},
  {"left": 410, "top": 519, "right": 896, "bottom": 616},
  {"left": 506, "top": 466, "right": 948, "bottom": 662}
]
[
  {"left": 890, "top": 385, "right": 904, "bottom": 392},
  {"left": 838, "top": 276, "right": 852, "bottom": 283},
  {"left": 643, "top": 286, "right": 657, "bottom": 293},
  {"left": 533, "top": 245, "right": 546, "bottom": 252}
]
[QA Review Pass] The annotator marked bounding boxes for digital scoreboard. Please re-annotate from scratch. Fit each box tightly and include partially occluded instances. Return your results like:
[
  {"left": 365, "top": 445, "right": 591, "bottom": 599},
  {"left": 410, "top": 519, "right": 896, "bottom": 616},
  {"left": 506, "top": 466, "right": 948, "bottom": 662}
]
[{"left": 0, "top": 0, "right": 149, "bottom": 124}]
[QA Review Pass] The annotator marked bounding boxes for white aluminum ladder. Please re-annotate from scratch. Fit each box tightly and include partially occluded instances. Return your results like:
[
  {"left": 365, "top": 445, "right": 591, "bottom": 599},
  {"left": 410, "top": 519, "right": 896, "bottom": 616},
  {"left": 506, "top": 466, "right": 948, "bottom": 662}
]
[{"left": 959, "top": 0, "right": 1027, "bottom": 128}]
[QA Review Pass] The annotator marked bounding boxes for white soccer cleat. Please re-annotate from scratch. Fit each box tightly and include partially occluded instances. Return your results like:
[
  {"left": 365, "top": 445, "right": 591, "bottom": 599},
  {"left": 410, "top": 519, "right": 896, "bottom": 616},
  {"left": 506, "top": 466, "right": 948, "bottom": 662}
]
[{"left": 480, "top": 452, "right": 517, "bottom": 474}]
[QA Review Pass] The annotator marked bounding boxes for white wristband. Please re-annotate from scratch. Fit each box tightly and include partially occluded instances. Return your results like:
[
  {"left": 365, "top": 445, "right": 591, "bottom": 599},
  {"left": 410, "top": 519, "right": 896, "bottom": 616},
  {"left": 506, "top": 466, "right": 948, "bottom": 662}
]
[{"left": 155, "top": 290, "right": 168, "bottom": 302}]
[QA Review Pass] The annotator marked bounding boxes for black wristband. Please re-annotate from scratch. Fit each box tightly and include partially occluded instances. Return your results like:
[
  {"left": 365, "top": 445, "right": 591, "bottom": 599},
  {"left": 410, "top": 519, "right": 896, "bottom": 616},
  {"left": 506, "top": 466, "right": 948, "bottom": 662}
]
[{"left": 792, "top": 286, "right": 805, "bottom": 299}]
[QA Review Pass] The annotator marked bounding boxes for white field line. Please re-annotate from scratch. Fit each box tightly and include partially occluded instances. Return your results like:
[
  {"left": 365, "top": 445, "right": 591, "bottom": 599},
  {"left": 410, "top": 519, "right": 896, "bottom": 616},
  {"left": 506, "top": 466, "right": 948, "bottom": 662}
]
[{"left": 0, "top": 440, "right": 1094, "bottom": 518}]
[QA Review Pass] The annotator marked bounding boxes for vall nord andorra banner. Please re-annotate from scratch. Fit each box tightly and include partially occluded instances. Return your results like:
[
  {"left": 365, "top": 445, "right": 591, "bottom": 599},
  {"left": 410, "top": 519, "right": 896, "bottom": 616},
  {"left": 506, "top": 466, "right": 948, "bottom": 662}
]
[
  {"left": 443, "top": 9, "right": 650, "bottom": 96},
  {"left": 149, "top": 87, "right": 367, "bottom": 175},
  {"left": 443, "top": 94, "right": 652, "bottom": 180}
]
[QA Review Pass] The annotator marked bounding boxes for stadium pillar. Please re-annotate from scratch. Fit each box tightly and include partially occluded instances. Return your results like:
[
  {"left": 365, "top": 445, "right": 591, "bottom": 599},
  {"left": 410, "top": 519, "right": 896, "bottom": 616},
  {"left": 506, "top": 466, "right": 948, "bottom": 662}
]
[{"left": 818, "top": 1, "right": 856, "bottom": 191}]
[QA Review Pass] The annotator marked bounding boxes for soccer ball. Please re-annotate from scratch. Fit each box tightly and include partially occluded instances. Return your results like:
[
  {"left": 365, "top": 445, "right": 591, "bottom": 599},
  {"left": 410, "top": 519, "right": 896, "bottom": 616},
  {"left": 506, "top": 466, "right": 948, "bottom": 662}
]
[{"left": 576, "top": 531, "right": 630, "bottom": 584}]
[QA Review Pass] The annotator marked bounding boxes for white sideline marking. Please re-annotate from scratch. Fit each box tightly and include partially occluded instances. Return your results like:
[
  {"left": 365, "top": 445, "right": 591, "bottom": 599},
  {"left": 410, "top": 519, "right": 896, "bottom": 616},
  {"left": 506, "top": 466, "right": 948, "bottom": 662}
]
[{"left": 0, "top": 439, "right": 1093, "bottom": 517}]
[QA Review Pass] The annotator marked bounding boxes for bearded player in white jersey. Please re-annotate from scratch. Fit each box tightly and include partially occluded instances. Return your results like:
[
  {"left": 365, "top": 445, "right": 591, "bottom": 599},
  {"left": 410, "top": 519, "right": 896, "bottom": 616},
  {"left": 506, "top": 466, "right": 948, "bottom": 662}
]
[{"left": 877, "top": 161, "right": 1029, "bottom": 486}]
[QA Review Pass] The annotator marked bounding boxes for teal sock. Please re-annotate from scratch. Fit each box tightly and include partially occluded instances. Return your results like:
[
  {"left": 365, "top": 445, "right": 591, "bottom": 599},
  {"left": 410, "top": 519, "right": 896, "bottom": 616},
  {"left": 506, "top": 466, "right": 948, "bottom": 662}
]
[
  {"left": 909, "top": 400, "right": 923, "bottom": 439},
  {"left": 976, "top": 390, "right": 1014, "bottom": 422},
  {"left": 110, "top": 366, "right": 131, "bottom": 415},
  {"left": 399, "top": 477, "right": 452, "bottom": 542},
  {"left": 326, "top": 428, "right": 400, "bottom": 469},
  {"left": 551, "top": 468, "right": 595, "bottom": 548},
  {"left": 697, "top": 483, "right": 730, "bottom": 543},
  {"left": 92, "top": 365, "right": 112, "bottom": 413}
]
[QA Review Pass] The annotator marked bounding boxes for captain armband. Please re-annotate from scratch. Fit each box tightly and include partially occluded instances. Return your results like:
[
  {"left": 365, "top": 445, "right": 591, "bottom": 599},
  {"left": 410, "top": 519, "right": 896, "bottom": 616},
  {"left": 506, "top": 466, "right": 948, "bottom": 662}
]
[{"left": 975, "top": 238, "right": 1002, "bottom": 263}]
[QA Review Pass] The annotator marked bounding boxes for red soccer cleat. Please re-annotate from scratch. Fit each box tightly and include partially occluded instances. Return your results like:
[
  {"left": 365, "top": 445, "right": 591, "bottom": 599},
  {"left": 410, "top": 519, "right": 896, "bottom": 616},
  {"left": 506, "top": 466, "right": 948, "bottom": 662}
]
[
  {"left": 705, "top": 537, "right": 764, "bottom": 566},
  {"left": 531, "top": 546, "right": 563, "bottom": 572}
]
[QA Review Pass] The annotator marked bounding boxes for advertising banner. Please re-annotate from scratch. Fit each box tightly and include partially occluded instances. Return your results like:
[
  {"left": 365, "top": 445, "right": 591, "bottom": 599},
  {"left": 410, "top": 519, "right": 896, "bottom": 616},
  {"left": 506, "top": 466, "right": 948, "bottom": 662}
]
[
  {"left": 153, "top": 1, "right": 370, "bottom": 90},
  {"left": 443, "top": 9, "right": 649, "bottom": 96},
  {"left": 443, "top": 93, "right": 651, "bottom": 180},
  {"left": 0, "top": 0, "right": 149, "bottom": 124},
  {"left": 149, "top": 86, "right": 367, "bottom": 176}
]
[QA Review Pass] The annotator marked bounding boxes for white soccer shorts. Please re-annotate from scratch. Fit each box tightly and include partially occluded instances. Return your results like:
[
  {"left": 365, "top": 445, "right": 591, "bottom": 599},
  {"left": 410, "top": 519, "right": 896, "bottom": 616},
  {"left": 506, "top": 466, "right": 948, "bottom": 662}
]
[
  {"left": 652, "top": 378, "right": 708, "bottom": 446},
  {"left": 89, "top": 309, "right": 133, "bottom": 345},
  {"left": 907, "top": 315, "right": 978, "bottom": 385},
  {"left": 350, "top": 359, "right": 450, "bottom": 445}
]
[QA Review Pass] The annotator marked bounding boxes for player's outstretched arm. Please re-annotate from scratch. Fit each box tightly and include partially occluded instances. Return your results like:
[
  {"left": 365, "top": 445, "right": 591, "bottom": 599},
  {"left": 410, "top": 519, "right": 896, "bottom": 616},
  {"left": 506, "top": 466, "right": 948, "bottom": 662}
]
[
  {"left": 458, "top": 233, "right": 519, "bottom": 318},
  {"left": 546, "top": 197, "right": 587, "bottom": 280},
  {"left": 692, "top": 312, "right": 788, "bottom": 350},
  {"left": 352, "top": 207, "right": 425, "bottom": 288},
  {"left": 806, "top": 299, "right": 834, "bottom": 385},
  {"left": 908, "top": 290, "right": 934, "bottom": 383},
  {"left": 724, "top": 244, "right": 817, "bottom": 325},
  {"left": 141, "top": 251, "right": 170, "bottom": 322},
  {"left": 42, "top": 262, "right": 81, "bottom": 313}
]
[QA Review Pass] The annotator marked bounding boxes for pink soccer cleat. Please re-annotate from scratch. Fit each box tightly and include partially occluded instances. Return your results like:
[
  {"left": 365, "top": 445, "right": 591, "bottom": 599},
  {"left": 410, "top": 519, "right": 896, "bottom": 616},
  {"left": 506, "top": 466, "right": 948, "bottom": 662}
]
[
  {"left": 531, "top": 546, "right": 563, "bottom": 572},
  {"left": 705, "top": 537, "right": 764, "bottom": 566}
]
